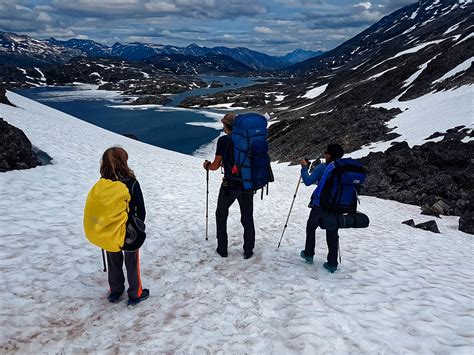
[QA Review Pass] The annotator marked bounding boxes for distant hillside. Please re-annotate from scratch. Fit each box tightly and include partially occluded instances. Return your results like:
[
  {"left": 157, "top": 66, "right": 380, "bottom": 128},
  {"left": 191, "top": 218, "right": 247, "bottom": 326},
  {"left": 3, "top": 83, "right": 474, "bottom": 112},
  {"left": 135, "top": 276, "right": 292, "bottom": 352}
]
[
  {"left": 267, "top": 0, "right": 473, "bottom": 159},
  {"left": 145, "top": 53, "right": 254, "bottom": 74},
  {"left": 280, "top": 49, "right": 324, "bottom": 64}
]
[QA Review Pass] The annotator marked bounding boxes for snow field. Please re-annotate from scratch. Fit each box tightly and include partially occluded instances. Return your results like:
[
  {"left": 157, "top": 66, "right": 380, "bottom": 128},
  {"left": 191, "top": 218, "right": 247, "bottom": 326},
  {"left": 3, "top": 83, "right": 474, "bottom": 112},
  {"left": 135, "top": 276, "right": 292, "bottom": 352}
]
[
  {"left": 0, "top": 91, "right": 473, "bottom": 353},
  {"left": 350, "top": 84, "right": 473, "bottom": 158}
]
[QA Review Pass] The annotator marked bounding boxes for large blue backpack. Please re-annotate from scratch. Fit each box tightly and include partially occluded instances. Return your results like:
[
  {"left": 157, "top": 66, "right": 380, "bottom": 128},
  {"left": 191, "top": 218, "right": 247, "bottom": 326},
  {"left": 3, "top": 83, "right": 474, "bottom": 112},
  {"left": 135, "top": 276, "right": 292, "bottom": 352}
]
[
  {"left": 317, "top": 158, "right": 366, "bottom": 214},
  {"left": 231, "top": 113, "right": 273, "bottom": 193}
]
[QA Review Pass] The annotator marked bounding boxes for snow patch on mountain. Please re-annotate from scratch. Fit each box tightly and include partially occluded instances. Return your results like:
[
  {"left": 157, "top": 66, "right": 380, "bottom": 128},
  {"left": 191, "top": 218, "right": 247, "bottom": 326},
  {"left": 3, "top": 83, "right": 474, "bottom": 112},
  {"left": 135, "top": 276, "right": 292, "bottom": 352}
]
[
  {"left": 350, "top": 85, "right": 473, "bottom": 158},
  {"left": 391, "top": 39, "right": 446, "bottom": 60},
  {"left": 302, "top": 84, "right": 328, "bottom": 99},
  {"left": 433, "top": 57, "right": 474, "bottom": 83}
]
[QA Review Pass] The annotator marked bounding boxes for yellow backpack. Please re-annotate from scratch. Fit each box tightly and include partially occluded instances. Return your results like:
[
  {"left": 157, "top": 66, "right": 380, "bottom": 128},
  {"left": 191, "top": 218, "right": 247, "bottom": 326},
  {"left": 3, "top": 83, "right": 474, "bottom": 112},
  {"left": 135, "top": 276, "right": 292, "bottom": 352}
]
[{"left": 83, "top": 178, "right": 131, "bottom": 252}]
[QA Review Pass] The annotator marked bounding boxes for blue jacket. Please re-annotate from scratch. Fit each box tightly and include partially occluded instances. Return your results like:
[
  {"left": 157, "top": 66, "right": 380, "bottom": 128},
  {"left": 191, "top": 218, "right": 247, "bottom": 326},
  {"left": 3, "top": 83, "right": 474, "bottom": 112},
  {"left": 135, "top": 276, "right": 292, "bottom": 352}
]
[
  {"left": 301, "top": 161, "right": 336, "bottom": 207},
  {"left": 301, "top": 162, "right": 327, "bottom": 186}
]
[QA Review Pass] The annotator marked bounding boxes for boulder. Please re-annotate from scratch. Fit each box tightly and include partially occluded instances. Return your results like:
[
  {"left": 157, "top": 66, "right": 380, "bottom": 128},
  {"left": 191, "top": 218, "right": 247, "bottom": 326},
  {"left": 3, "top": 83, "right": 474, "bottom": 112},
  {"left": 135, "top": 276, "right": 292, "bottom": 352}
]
[
  {"left": 414, "top": 220, "right": 440, "bottom": 234},
  {"left": 420, "top": 206, "right": 440, "bottom": 218},
  {"left": 0, "top": 88, "right": 15, "bottom": 107},
  {"left": 402, "top": 219, "right": 415, "bottom": 227},
  {"left": 0, "top": 118, "right": 41, "bottom": 172},
  {"left": 459, "top": 211, "right": 474, "bottom": 235}
]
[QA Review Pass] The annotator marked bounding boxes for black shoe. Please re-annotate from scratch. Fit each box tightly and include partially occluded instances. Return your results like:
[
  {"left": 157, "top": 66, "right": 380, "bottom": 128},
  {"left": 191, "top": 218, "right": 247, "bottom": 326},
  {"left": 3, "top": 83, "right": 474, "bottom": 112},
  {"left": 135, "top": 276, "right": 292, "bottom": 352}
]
[
  {"left": 300, "top": 250, "right": 314, "bottom": 264},
  {"left": 127, "top": 289, "right": 150, "bottom": 307},
  {"left": 244, "top": 252, "right": 254, "bottom": 259},
  {"left": 216, "top": 248, "right": 228, "bottom": 258},
  {"left": 323, "top": 262, "right": 338, "bottom": 273},
  {"left": 107, "top": 291, "right": 123, "bottom": 303}
]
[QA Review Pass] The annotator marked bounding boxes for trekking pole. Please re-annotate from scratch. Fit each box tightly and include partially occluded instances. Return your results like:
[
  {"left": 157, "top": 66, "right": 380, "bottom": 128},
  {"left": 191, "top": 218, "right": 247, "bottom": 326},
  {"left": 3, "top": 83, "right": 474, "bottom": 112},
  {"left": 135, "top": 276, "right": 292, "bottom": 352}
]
[
  {"left": 205, "top": 168, "right": 209, "bottom": 241},
  {"left": 101, "top": 249, "right": 107, "bottom": 272},
  {"left": 277, "top": 175, "right": 303, "bottom": 248}
]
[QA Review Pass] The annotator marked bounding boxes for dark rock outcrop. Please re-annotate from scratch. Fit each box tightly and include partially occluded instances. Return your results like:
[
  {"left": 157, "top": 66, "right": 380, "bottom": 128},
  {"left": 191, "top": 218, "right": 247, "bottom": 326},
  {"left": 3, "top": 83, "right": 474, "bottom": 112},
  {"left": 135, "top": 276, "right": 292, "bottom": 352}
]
[
  {"left": 359, "top": 127, "right": 473, "bottom": 219},
  {"left": 128, "top": 96, "right": 171, "bottom": 106},
  {"left": 122, "top": 133, "right": 140, "bottom": 141},
  {"left": 0, "top": 118, "right": 41, "bottom": 172},
  {"left": 459, "top": 211, "right": 474, "bottom": 235},
  {"left": 414, "top": 220, "right": 441, "bottom": 234},
  {"left": 403, "top": 219, "right": 441, "bottom": 233},
  {"left": 268, "top": 106, "right": 401, "bottom": 161},
  {"left": 0, "top": 88, "right": 15, "bottom": 107}
]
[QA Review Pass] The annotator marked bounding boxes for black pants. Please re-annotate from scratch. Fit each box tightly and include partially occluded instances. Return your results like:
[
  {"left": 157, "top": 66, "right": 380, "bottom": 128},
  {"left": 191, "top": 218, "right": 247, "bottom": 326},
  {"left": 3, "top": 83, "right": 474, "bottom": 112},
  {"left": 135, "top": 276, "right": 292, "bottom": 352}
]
[
  {"left": 305, "top": 206, "right": 339, "bottom": 266},
  {"left": 216, "top": 187, "right": 255, "bottom": 255},
  {"left": 106, "top": 250, "right": 143, "bottom": 299}
]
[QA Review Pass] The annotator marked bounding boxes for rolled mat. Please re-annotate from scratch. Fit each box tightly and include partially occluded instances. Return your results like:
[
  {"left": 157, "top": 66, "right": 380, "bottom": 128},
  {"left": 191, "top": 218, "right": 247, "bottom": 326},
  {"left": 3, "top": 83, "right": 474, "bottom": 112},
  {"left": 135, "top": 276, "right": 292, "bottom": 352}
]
[{"left": 319, "top": 212, "right": 370, "bottom": 230}]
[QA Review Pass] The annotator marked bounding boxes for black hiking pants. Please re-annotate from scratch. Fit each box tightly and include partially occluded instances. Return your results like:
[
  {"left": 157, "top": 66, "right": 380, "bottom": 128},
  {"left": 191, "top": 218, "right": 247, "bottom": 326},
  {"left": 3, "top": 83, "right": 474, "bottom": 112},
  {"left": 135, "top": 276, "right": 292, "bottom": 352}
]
[
  {"left": 216, "top": 186, "right": 255, "bottom": 256},
  {"left": 106, "top": 250, "right": 143, "bottom": 299},
  {"left": 305, "top": 206, "right": 339, "bottom": 266}
]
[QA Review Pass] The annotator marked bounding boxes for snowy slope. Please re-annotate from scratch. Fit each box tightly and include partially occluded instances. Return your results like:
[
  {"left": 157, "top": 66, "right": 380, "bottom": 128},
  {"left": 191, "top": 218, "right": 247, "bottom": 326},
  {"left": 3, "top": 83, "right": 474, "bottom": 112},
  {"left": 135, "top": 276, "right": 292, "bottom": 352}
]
[
  {"left": 348, "top": 84, "right": 473, "bottom": 158},
  {"left": 0, "top": 92, "right": 473, "bottom": 353}
]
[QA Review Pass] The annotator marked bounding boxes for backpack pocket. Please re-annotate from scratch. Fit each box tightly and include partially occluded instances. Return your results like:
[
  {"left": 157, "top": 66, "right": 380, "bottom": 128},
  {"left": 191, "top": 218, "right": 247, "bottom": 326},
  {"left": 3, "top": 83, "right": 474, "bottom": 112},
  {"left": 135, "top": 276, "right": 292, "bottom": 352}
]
[
  {"left": 250, "top": 138, "right": 270, "bottom": 190},
  {"left": 123, "top": 215, "right": 146, "bottom": 251}
]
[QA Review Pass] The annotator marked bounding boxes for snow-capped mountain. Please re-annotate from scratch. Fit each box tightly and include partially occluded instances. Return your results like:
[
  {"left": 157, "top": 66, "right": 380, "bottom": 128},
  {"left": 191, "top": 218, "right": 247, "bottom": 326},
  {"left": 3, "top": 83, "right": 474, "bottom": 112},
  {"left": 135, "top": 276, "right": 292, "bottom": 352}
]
[
  {"left": 262, "top": 0, "right": 473, "bottom": 157},
  {"left": 289, "top": 0, "right": 472, "bottom": 75},
  {"left": 0, "top": 31, "right": 83, "bottom": 67},
  {"left": 2, "top": 31, "right": 318, "bottom": 70},
  {"left": 0, "top": 31, "right": 318, "bottom": 82},
  {"left": 101, "top": 41, "right": 298, "bottom": 70},
  {"left": 48, "top": 38, "right": 113, "bottom": 58},
  {"left": 109, "top": 41, "right": 174, "bottom": 61}
]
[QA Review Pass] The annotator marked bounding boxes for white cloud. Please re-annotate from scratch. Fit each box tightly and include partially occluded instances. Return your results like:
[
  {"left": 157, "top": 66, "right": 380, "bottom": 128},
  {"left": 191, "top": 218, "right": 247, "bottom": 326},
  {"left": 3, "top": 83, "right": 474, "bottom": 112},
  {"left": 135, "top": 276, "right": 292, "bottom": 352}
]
[
  {"left": 37, "top": 11, "right": 52, "bottom": 23},
  {"left": 254, "top": 26, "right": 275, "bottom": 34},
  {"left": 222, "top": 34, "right": 237, "bottom": 41},
  {"left": 354, "top": 2, "right": 372, "bottom": 10}
]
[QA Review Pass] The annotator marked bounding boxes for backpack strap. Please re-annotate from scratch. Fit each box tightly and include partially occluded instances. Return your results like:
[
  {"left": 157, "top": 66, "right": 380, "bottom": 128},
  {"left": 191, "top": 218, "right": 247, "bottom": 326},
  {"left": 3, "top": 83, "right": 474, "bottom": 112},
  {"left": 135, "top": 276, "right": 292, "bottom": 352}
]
[{"left": 126, "top": 179, "right": 138, "bottom": 217}]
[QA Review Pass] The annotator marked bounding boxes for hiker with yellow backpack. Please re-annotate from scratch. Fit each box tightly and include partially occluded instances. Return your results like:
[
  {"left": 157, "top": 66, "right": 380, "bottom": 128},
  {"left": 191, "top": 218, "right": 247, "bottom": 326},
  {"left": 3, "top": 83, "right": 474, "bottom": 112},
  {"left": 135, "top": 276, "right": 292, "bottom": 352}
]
[{"left": 84, "top": 147, "right": 149, "bottom": 306}]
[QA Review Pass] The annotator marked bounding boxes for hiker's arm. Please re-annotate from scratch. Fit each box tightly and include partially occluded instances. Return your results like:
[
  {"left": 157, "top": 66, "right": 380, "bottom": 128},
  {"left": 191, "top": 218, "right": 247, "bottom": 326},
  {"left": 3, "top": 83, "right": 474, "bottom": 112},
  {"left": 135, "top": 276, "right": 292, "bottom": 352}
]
[
  {"left": 203, "top": 155, "right": 223, "bottom": 171},
  {"left": 301, "top": 160, "right": 320, "bottom": 186},
  {"left": 132, "top": 181, "right": 146, "bottom": 221},
  {"left": 311, "top": 164, "right": 326, "bottom": 183}
]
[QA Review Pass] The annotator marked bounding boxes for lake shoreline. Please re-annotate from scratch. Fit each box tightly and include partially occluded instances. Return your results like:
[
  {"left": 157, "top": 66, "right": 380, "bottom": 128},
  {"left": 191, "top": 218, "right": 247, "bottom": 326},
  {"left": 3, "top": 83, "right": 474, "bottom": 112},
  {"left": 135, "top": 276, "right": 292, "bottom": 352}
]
[{"left": 14, "top": 76, "right": 256, "bottom": 156}]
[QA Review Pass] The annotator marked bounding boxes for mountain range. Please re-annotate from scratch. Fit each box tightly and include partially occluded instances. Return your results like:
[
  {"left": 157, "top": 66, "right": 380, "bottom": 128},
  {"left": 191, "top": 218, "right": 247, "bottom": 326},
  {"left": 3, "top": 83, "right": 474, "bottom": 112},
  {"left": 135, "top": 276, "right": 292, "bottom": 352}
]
[{"left": 0, "top": 32, "right": 322, "bottom": 71}]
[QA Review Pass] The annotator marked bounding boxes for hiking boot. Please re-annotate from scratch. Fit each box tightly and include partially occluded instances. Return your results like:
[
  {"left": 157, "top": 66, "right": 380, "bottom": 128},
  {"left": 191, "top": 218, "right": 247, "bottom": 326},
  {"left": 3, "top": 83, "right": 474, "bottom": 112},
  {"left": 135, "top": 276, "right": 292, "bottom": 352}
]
[
  {"left": 107, "top": 291, "right": 123, "bottom": 303},
  {"left": 127, "top": 289, "right": 150, "bottom": 307},
  {"left": 323, "top": 262, "right": 337, "bottom": 273},
  {"left": 243, "top": 251, "right": 254, "bottom": 260},
  {"left": 216, "top": 249, "right": 228, "bottom": 258},
  {"left": 300, "top": 250, "right": 313, "bottom": 264}
]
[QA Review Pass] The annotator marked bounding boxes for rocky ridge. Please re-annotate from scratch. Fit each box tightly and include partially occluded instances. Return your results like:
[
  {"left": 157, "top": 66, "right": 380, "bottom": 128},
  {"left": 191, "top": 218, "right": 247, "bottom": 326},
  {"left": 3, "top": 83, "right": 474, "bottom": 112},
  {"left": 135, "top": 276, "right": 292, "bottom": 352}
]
[{"left": 0, "top": 117, "right": 41, "bottom": 172}]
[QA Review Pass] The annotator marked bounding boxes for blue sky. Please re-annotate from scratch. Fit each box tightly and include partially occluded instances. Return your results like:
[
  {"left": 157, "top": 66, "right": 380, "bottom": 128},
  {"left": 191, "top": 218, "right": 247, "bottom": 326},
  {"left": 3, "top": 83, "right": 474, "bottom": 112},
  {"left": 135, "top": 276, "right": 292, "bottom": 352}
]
[{"left": 0, "top": 0, "right": 415, "bottom": 55}]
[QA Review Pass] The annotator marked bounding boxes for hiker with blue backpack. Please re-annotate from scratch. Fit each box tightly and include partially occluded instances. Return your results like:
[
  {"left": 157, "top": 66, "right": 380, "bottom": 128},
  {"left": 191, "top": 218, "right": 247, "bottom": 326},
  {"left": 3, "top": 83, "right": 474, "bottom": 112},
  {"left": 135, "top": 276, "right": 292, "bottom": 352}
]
[
  {"left": 300, "top": 144, "right": 367, "bottom": 273},
  {"left": 203, "top": 112, "right": 272, "bottom": 259}
]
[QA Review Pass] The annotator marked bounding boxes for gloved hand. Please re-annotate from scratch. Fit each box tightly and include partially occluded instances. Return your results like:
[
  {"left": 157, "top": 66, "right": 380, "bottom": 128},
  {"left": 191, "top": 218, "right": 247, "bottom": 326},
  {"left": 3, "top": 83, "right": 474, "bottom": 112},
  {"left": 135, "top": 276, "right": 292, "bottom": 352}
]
[{"left": 309, "top": 159, "right": 321, "bottom": 172}]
